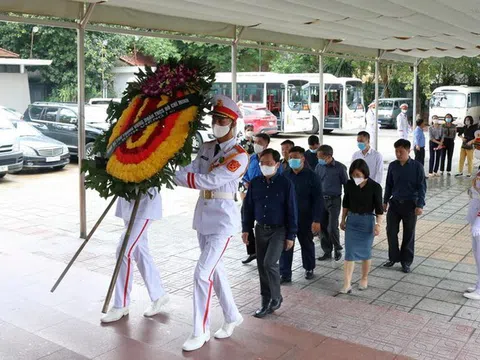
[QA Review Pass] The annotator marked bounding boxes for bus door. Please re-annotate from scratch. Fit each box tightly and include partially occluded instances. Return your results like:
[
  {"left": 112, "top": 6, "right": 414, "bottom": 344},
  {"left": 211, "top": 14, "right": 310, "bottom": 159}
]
[
  {"left": 324, "top": 84, "right": 342, "bottom": 129},
  {"left": 266, "top": 82, "right": 283, "bottom": 131},
  {"left": 284, "top": 80, "right": 312, "bottom": 132}
]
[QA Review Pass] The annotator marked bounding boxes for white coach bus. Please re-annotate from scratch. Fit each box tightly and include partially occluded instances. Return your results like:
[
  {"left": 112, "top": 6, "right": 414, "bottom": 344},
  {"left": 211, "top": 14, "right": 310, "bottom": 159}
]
[{"left": 429, "top": 85, "right": 480, "bottom": 126}]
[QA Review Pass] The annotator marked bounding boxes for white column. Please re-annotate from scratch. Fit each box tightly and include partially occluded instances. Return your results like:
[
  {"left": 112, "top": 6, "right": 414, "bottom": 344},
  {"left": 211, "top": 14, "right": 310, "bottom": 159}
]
[
  {"left": 77, "top": 22, "right": 87, "bottom": 239},
  {"left": 413, "top": 60, "right": 418, "bottom": 123},
  {"left": 318, "top": 54, "right": 324, "bottom": 143},
  {"left": 374, "top": 58, "right": 379, "bottom": 151},
  {"left": 231, "top": 26, "right": 237, "bottom": 102}
]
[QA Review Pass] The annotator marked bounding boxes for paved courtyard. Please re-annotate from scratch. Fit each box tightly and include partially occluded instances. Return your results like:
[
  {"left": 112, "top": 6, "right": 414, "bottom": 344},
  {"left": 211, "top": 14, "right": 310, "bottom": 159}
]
[{"left": 2, "top": 130, "right": 480, "bottom": 359}]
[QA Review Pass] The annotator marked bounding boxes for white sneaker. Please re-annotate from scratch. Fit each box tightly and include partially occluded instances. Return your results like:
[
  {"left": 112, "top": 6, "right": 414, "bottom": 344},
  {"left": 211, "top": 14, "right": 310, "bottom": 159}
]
[
  {"left": 214, "top": 314, "right": 244, "bottom": 339},
  {"left": 100, "top": 307, "right": 129, "bottom": 323},
  {"left": 466, "top": 287, "right": 476, "bottom": 293},
  {"left": 464, "top": 292, "right": 480, "bottom": 300},
  {"left": 182, "top": 331, "right": 211, "bottom": 352},
  {"left": 144, "top": 294, "right": 169, "bottom": 317}
]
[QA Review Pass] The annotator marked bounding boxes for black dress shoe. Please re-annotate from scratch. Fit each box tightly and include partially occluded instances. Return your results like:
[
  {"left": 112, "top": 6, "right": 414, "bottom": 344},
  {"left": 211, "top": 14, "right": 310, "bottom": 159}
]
[
  {"left": 402, "top": 265, "right": 411, "bottom": 273},
  {"left": 305, "top": 270, "right": 314, "bottom": 280},
  {"left": 334, "top": 251, "right": 342, "bottom": 261},
  {"left": 383, "top": 261, "right": 396, "bottom": 268},
  {"left": 254, "top": 297, "right": 271, "bottom": 318},
  {"left": 280, "top": 276, "right": 292, "bottom": 284},
  {"left": 242, "top": 254, "right": 256, "bottom": 264},
  {"left": 317, "top": 254, "right": 332, "bottom": 261},
  {"left": 269, "top": 296, "right": 283, "bottom": 312}
]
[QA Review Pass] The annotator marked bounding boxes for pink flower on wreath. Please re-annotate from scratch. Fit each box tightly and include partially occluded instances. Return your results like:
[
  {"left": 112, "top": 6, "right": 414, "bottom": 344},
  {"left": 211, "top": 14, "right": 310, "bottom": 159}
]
[{"left": 141, "top": 64, "right": 198, "bottom": 97}]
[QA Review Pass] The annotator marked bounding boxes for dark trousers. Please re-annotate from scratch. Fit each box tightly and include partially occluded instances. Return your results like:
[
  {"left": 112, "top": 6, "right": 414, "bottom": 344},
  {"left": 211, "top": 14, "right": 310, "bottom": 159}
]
[
  {"left": 414, "top": 147, "right": 425, "bottom": 167},
  {"left": 279, "top": 224, "right": 315, "bottom": 278},
  {"left": 321, "top": 196, "right": 343, "bottom": 255},
  {"left": 255, "top": 225, "right": 285, "bottom": 300},
  {"left": 428, "top": 141, "right": 441, "bottom": 174},
  {"left": 440, "top": 138, "right": 455, "bottom": 172},
  {"left": 246, "top": 228, "right": 256, "bottom": 255},
  {"left": 386, "top": 199, "right": 417, "bottom": 266}
]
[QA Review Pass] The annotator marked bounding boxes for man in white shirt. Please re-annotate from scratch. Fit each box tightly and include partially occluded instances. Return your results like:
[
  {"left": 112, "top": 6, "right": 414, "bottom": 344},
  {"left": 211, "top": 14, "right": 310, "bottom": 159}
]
[
  {"left": 351, "top": 131, "right": 384, "bottom": 184},
  {"left": 396, "top": 103, "right": 410, "bottom": 140}
]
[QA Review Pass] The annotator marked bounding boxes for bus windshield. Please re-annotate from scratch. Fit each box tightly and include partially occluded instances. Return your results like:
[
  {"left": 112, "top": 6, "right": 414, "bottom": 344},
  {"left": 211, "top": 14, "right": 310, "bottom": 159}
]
[
  {"left": 287, "top": 80, "right": 310, "bottom": 111},
  {"left": 346, "top": 81, "right": 363, "bottom": 110},
  {"left": 430, "top": 92, "right": 466, "bottom": 108}
]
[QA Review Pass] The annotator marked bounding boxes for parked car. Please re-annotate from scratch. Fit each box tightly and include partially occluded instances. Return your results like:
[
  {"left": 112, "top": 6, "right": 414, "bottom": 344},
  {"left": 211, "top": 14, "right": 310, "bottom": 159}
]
[
  {"left": 11, "top": 120, "right": 70, "bottom": 170},
  {"left": 88, "top": 98, "right": 121, "bottom": 106},
  {"left": 0, "top": 106, "right": 23, "bottom": 121},
  {"left": 23, "top": 102, "right": 108, "bottom": 157},
  {"left": 0, "top": 115, "right": 23, "bottom": 179},
  {"left": 242, "top": 106, "right": 278, "bottom": 135},
  {"left": 377, "top": 98, "right": 413, "bottom": 129}
]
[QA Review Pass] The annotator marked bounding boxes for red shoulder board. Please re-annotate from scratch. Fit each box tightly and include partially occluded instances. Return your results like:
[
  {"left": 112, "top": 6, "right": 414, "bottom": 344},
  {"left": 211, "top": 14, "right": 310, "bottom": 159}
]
[
  {"left": 234, "top": 144, "right": 247, "bottom": 154},
  {"left": 227, "top": 159, "right": 241, "bottom": 172}
]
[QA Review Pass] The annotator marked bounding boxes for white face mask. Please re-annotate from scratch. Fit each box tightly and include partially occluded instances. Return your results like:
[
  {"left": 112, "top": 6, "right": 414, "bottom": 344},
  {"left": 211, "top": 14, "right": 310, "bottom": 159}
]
[
  {"left": 254, "top": 143, "right": 265, "bottom": 154},
  {"left": 260, "top": 165, "right": 277, "bottom": 177},
  {"left": 402, "top": 109, "right": 407, "bottom": 113},
  {"left": 245, "top": 131, "right": 254, "bottom": 138},
  {"left": 353, "top": 177, "right": 365, "bottom": 186},
  {"left": 213, "top": 122, "right": 232, "bottom": 139}
]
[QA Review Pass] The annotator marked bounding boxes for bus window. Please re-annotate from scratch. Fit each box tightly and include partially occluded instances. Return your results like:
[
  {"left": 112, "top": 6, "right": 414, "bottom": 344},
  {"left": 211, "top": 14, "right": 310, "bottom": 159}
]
[
  {"left": 310, "top": 85, "right": 319, "bottom": 103},
  {"left": 237, "top": 83, "right": 264, "bottom": 103},
  {"left": 266, "top": 83, "right": 282, "bottom": 116},
  {"left": 469, "top": 93, "right": 480, "bottom": 107},
  {"left": 211, "top": 83, "right": 232, "bottom": 98},
  {"left": 346, "top": 81, "right": 363, "bottom": 110},
  {"left": 430, "top": 92, "right": 466, "bottom": 108},
  {"left": 287, "top": 80, "right": 309, "bottom": 111}
]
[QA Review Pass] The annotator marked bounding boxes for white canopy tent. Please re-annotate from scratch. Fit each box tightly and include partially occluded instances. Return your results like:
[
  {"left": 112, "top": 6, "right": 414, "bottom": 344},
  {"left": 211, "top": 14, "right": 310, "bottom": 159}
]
[{"left": 1, "top": 0, "right": 478, "bottom": 237}]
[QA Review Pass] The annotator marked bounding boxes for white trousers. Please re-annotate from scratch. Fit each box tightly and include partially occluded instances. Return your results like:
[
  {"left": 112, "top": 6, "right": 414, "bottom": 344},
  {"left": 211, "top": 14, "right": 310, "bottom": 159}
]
[
  {"left": 193, "top": 233, "right": 240, "bottom": 336},
  {"left": 366, "top": 125, "right": 377, "bottom": 150},
  {"left": 113, "top": 219, "right": 166, "bottom": 308}
]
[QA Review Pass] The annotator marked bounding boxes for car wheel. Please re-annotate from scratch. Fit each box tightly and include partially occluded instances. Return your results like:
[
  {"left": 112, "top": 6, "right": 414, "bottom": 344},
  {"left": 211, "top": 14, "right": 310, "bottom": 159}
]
[
  {"left": 85, "top": 142, "right": 95, "bottom": 159},
  {"left": 192, "top": 132, "right": 203, "bottom": 153},
  {"left": 0, "top": 173, "right": 5, "bottom": 179}
]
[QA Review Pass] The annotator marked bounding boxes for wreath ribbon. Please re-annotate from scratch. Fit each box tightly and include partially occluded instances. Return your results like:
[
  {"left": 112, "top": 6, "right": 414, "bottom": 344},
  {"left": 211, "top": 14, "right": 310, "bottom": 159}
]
[{"left": 106, "top": 93, "right": 201, "bottom": 158}]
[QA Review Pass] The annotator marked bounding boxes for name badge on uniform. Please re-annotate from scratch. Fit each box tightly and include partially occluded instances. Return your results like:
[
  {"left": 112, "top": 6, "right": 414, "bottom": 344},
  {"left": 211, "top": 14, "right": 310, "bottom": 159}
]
[{"left": 201, "top": 155, "right": 209, "bottom": 161}]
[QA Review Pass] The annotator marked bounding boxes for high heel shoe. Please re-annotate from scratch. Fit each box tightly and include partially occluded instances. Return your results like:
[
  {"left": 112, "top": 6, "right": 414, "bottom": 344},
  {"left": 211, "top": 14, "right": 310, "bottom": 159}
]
[{"left": 339, "top": 287, "right": 352, "bottom": 294}]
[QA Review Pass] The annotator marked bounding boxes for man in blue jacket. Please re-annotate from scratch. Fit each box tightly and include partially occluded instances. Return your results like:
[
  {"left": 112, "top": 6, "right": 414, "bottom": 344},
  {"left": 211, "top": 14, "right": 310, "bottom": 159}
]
[{"left": 280, "top": 146, "right": 326, "bottom": 282}]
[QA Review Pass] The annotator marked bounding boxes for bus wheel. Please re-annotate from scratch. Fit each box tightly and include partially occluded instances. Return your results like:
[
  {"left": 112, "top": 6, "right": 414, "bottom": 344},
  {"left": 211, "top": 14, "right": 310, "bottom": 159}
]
[{"left": 307, "top": 116, "right": 319, "bottom": 134}]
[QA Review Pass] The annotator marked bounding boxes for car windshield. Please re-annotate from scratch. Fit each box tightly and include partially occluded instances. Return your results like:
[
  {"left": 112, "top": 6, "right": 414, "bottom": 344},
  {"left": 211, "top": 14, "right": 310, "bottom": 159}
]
[
  {"left": 0, "top": 117, "right": 14, "bottom": 130},
  {"left": 378, "top": 100, "right": 394, "bottom": 110},
  {"left": 430, "top": 92, "right": 466, "bottom": 108},
  {"left": 13, "top": 121, "right": 42, "bottom": 136}
]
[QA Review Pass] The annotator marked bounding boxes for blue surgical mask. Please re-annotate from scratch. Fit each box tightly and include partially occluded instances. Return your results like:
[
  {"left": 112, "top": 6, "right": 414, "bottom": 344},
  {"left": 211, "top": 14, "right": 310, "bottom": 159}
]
[
  {"left": 446, "top": 117, "right": 452, "bottom": 123},
  {"left": 357, "top": 142, "right": 367, "bottom": 151},
  {"left": 288, "top": 158, "right": 302, "bottom": 170},
  {"left": 318, "top": 159, "right": 327, "bottom": 166},
  {"left": 309, "top": 147, "right": 318, "bottom": 153}
]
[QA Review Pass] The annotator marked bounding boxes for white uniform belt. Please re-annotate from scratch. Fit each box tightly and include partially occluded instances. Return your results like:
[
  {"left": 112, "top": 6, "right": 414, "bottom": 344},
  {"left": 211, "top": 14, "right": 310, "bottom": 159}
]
[{"left": 200, "top": 190, "right": 235, "bottom": 200}]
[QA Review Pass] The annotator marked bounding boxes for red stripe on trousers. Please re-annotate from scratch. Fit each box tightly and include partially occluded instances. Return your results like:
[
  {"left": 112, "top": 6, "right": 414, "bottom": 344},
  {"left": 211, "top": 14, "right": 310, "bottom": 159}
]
[
  {"left": 202, "top": 236, "right": 231, "bottom": 333},
  {"left": 122, "top": 219, "right": 150, "bottom": 307}
]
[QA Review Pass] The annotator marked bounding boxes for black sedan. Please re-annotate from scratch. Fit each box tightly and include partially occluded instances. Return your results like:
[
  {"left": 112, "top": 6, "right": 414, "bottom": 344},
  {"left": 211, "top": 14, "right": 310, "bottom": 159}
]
[{"left": 11, "top": 120, "right": 70, "bottom": 170}]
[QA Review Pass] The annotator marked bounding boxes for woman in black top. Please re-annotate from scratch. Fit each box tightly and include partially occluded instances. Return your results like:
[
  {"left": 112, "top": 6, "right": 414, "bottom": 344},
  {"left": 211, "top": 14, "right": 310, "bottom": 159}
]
[
  {"left": 440, "top": 113, "right": 457, "bottom": 175},
  {"left": 456, "top": 116, "right": 478, "bottom": 177},
  {"left": 339, "top": 159, "right": 384, "bottom": 294}
]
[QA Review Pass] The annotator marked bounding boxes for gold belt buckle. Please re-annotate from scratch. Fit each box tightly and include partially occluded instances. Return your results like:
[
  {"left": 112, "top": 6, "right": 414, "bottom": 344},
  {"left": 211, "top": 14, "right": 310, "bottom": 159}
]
[{"left": 203, "top": 190, "right": 213, "bottom": 199}]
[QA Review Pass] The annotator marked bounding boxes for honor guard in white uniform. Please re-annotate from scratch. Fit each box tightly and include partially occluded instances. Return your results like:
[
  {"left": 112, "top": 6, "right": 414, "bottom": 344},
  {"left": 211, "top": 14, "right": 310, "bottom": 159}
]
[
  {"left": 365, "top": 102, "right": 378, "bottom": 149},
  {"left": 101, "top": 188, "right": 169, "bottom": 323},
  {"left": 175, "top": 95, "right": 248, "bottom": 352},
  {"left": 397, "top": 103, "right": 410, "bottom": 140}
]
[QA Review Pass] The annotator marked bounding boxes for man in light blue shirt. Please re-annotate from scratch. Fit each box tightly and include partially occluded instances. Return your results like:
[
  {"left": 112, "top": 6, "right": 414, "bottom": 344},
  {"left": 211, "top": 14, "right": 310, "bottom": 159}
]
[{"left": 412, "top": 118, "right": 427, "bottom": 168}]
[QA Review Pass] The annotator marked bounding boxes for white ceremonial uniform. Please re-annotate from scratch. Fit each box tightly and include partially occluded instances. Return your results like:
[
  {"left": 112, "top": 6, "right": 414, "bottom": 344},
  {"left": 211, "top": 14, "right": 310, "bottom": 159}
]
[
  {"left": 397, "top": 112, "right": 409, "bottom": 139},
  {"left": 365, "top": 109, "right": 377, "bottom": 149},
  {"left": 113, "top": 188, "right": 166, "bottom": 308},
  {"left": 175, "top": 137, "right": 248, "bottom": 337},
  {"left": 351, "top": 147, "right": 384, "bottom": 184}
]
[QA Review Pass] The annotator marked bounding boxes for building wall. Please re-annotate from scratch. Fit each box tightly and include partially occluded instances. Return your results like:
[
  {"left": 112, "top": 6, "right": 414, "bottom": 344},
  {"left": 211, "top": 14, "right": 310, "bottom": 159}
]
[
  {"left": 113, "top": 70, "right": 137, "bottom": 97},
  {"left": 0, "top": 73, "right": 31, "bottom": 112}
]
